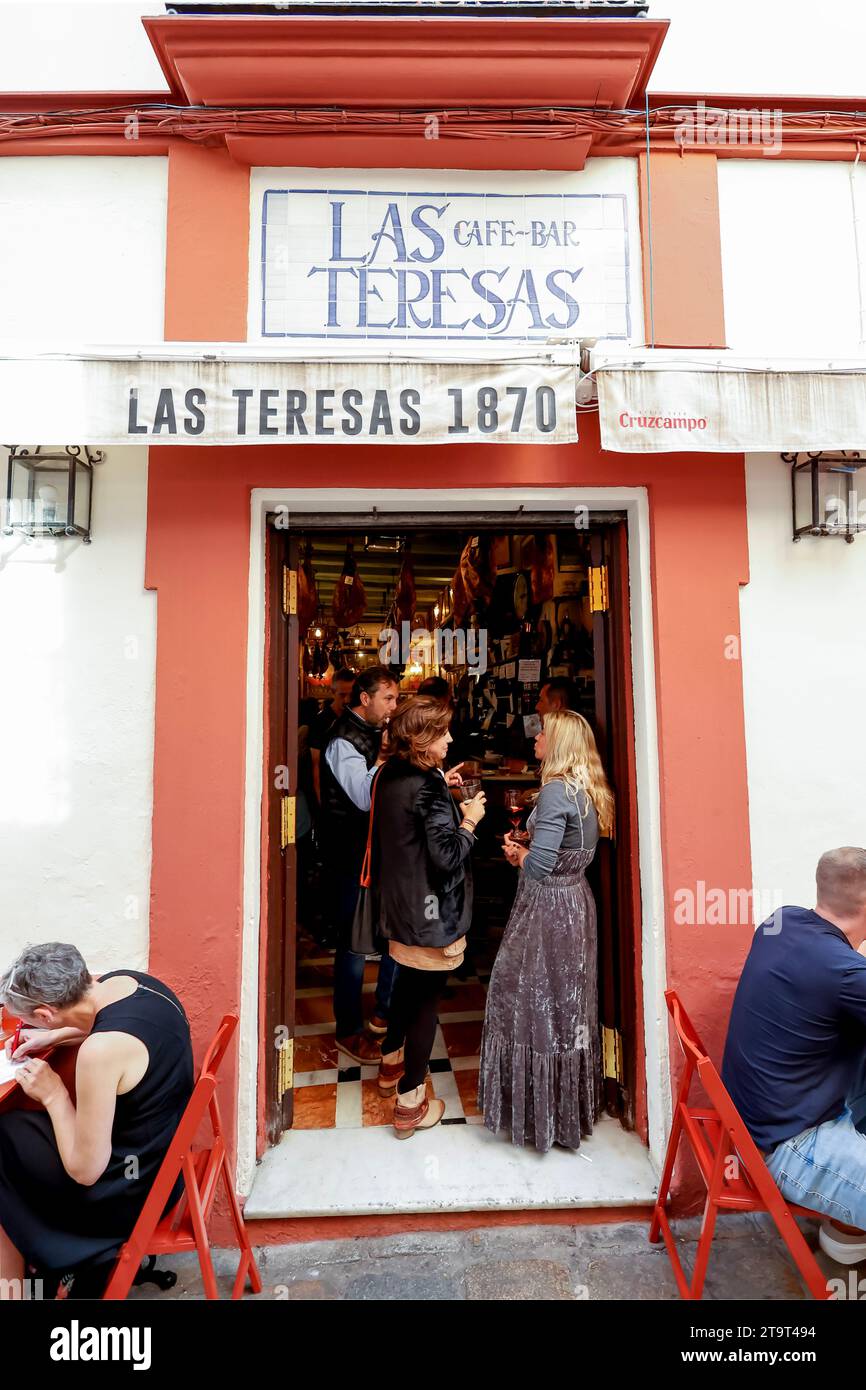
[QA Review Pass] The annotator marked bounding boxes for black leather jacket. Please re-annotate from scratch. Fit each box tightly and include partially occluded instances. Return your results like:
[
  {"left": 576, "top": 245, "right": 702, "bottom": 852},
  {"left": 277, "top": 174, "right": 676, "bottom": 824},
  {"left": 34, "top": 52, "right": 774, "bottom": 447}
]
[
  {"left": 319, "top": 707, "right": 381, "bottom": 869},
  {"left": 372, "top": 758, "right": 474, "bottom": 948}
]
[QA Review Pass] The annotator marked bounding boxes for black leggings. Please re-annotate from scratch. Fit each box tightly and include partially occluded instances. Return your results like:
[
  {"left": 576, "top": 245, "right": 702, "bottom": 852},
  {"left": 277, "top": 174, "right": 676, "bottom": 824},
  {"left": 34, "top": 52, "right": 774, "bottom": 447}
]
[{"left": 382, "top": 965, "right": 448, "bottom": 1093}]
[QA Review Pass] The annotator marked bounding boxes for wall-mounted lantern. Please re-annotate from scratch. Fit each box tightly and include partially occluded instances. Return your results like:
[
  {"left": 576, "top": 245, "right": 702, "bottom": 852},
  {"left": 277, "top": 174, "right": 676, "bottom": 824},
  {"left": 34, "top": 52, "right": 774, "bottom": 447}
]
[
  {"left": 784, "top": 450, "right": 866, "bottom": 543},
  {"left": 3, "top": 445, "right": 104, "bottom": 543}
]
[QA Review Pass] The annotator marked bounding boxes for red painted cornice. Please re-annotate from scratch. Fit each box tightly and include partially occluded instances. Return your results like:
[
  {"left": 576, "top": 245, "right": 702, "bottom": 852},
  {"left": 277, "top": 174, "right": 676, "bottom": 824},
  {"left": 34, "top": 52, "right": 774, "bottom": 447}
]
[
  {"left": 1, "top": 88, "right": 863, "bottom": 120},
  {"left": 1, "top": 18, "right": 863, "bottom": 170},
  {"left": 648, "top": 92, "right": 866, "bottom": 112},
  {"left": 0, "top": 91, "right": 172, "bottom": 113},
  {"left": 141, "top": 13, "right": 669, "bottom": 110}
]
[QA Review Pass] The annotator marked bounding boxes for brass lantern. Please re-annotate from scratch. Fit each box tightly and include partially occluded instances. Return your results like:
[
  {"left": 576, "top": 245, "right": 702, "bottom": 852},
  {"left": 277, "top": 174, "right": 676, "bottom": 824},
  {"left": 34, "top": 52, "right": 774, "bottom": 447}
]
[{"left": 4, "top": 445, "right": 104, "bottom": 542}]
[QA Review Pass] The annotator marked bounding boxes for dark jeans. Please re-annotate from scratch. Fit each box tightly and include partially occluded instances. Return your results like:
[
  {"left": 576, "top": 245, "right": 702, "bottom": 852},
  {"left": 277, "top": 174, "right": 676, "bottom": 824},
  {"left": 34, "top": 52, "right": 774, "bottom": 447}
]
[
  {"left": 329, "top": 869, "right": 398, "bottom": 1038},
  {"left": 382, "top": 965, "right": 449, "bottom": 1093}
]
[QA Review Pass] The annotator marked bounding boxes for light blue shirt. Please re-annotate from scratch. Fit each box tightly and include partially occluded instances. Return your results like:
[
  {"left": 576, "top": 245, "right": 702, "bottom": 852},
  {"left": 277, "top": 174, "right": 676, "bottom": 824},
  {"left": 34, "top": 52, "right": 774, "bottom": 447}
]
[{"left": 324, "top": 734, "right": 378, "bottom": 811}]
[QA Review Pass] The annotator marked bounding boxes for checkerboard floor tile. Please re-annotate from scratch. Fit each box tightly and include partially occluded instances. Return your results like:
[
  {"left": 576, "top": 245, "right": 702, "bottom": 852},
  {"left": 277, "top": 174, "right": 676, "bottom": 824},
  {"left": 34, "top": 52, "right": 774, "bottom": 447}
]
[{"left": 290, "top": 930, "right": 490, "bottom": 1131}]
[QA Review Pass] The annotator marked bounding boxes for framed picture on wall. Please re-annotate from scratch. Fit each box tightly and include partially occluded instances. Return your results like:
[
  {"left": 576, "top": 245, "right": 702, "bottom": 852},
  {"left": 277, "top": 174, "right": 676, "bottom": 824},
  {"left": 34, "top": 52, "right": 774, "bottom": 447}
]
[
  {"left": 554, "top": 530, "right": 587, "bottom": 572},
  {"left": 552, "top": 531, "right": 588, "bottom": 596},
  {"left": 491, "top": 533, "right": 513, "bottom": 571}
]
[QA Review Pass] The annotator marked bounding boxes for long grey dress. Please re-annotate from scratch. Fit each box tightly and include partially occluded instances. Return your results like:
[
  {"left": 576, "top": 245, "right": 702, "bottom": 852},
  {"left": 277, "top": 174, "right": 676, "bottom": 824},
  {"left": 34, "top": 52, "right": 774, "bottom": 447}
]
[{"left": 478, "top": 780, "right": 603, "bottom": 1152}]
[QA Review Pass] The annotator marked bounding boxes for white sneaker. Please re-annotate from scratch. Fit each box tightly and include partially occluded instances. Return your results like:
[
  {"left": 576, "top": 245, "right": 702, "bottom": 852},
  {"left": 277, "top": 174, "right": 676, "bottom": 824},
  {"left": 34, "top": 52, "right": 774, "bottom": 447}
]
[{"left": 818, "top": 1220, "right": 866, "bottom": 1265}]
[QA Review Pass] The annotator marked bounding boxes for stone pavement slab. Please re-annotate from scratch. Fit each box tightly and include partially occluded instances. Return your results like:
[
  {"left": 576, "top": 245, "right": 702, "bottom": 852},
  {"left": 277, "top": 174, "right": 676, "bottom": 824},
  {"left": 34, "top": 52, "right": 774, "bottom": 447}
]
[{"left": 126, "top": 1212, "right": 840, "bottom": 1301}]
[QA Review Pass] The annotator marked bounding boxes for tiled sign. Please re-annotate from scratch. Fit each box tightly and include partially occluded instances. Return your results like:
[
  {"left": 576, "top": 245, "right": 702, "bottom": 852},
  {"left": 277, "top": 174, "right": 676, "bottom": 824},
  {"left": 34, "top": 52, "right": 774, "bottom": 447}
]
[{"left": 260, "top": 188, "right": 632, "bottom": 342}]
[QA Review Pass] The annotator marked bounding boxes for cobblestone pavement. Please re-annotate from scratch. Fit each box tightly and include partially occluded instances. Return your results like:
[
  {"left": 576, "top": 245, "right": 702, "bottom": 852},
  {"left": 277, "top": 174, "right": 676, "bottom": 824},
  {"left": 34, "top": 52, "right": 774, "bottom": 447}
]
[{"left": 127, "top": 1212, "right": 846, "bottom": 1301}]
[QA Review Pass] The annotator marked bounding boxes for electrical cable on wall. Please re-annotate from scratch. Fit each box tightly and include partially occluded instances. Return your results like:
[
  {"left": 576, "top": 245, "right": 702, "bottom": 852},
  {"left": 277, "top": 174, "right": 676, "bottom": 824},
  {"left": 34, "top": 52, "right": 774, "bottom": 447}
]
[{"left": 3, "top": 103, "right": 866, "bottom": 147}]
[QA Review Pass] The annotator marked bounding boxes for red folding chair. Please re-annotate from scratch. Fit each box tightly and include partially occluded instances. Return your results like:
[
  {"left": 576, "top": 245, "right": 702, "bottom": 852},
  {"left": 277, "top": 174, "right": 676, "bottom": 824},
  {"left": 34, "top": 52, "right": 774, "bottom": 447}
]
[
  {"left": 649, "top": 989, "right": 831, "bottom": 1301},
  {"left": 102, "top": 1012, "right": 262, "bottom": 1301}
]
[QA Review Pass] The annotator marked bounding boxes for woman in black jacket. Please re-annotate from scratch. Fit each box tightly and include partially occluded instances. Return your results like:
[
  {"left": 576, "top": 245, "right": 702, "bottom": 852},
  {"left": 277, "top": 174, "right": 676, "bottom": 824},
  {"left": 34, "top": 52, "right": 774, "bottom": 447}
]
[{"left": 372, "top": 696, "right": 486, "bottom": 1139}]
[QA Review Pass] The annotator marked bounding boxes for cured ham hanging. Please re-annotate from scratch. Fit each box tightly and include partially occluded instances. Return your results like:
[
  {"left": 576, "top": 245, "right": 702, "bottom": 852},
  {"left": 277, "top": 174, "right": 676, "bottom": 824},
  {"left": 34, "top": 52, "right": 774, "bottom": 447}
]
[
  {"left": 452, "top": 534, "right": 496, "bottom": 625},
  {"left": 297, "top": 541, "right": 319, "bottom": 639},
  {"left": 528, "top": 532, "right": 555, "bottom": 605},
  {"left": 394, "top": 542, "right": 416, "bottom": 625},
  {"left": 332, "top": 540, "right": 367, "bottom": 628}
]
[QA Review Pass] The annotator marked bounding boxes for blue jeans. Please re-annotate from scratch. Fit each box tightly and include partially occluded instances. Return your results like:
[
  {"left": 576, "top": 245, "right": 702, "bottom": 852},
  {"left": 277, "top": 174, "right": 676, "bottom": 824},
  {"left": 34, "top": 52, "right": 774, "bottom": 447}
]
[
  {"left": 765, "top": 1060, "right": 866, "bottom": 1229},
  {"left": 329, "top": 869, "right": 398, "bottom": 1039}
]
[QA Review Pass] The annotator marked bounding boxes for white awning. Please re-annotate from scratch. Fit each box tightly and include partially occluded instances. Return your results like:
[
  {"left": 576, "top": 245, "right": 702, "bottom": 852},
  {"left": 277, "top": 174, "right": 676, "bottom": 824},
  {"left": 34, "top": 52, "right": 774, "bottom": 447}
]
[
  {"left": 0, "top": 342, "right": 579, "bottom": 447},
  {"left": 591, "top": 348, "right": 866, "bottom": 454}
]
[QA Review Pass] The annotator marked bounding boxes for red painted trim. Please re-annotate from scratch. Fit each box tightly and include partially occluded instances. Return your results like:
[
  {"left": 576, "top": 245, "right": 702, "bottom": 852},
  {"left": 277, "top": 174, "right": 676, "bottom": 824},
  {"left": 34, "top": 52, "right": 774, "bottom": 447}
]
[
  {"left": 257, "top": 568, "right": 275, "bottom": 1164},
  {"left": 3, "top": 133, "right": 862, "bottom": 164},
  {"left": 648, "top": 91, "right": 866, "bottom": 112},
  {"left": 0, "top": 138, "right": 173, "bottom": 157},
  {"left": 243, "top": 1204, "right": 659, "bottom": 1247},
  {"left": 627, "top": 142, "right": 865, "bottom": 160},
  {"left": 163, "top": 142, "right": 250, "bottom": 343},
  {"left": 223, "top": 133, "right": 594, "bottom": 171},
  {"left": 0, "top": 91, "right": 172, "bottom": 111},
  {"left": 143, "top": 14, "right": 669, "bottom": 110},
  {"left": 144, "top": 149, "right": 251, "bottom": 1175},
  {"left": 3, "top": 88, "right": 864, "bottom": 119},
  {"left": 638, "top": 152, "right": 727, "bottom": 349}
]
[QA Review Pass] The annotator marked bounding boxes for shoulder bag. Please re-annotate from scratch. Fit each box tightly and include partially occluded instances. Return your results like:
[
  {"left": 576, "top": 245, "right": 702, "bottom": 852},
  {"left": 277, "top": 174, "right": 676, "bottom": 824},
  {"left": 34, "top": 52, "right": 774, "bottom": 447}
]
[{"left": 350, "top": 766, "right": 381, "bottom": 956}]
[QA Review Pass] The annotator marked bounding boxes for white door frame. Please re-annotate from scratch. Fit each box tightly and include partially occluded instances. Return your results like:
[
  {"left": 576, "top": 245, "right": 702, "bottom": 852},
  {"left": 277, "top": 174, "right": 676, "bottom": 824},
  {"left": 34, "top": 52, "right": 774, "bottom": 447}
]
[{"left": 237, "top": 487, "right": 670, "bottom": 1195}]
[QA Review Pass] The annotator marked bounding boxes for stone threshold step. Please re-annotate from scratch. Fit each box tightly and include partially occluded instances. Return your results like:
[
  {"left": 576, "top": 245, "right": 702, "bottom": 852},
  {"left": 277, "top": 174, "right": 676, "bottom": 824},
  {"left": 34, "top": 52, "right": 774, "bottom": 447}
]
[{"left": 244, "top": 1114, "right": 659, "bottom": 1220}]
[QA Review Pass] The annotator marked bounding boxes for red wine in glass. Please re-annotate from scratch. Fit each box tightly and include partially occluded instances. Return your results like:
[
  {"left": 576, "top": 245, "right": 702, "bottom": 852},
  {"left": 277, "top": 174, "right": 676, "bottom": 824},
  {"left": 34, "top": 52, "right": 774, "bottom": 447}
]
[{"left": 505, "top": 792, "right": 527, "bottom": 840}]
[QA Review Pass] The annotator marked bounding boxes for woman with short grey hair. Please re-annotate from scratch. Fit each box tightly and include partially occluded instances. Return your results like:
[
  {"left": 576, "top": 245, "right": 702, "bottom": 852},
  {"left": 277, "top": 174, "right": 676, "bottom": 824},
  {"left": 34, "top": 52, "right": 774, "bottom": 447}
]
[{"left": 0, "top": 942, "right": 193, "bottom": 1297}]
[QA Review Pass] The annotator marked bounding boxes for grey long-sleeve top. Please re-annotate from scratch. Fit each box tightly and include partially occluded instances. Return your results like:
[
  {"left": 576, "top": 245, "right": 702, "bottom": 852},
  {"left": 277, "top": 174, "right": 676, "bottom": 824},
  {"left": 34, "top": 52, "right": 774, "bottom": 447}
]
[{"left": 522, "top": 779, "right": 599, "bottom": 880}]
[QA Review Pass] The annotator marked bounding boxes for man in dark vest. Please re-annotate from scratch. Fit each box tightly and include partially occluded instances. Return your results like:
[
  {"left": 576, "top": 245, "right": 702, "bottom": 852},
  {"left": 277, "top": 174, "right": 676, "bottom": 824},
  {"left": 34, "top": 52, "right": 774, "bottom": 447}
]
[{"left": 321, "top": 664, "right": 400, "bottom": 1063}]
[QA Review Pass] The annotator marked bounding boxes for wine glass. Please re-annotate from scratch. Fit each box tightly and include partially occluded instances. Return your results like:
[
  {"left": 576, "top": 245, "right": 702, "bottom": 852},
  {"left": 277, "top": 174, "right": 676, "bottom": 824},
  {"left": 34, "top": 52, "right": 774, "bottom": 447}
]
[{"left": 505, "top": 789, "right": 529, "bottom": 844}]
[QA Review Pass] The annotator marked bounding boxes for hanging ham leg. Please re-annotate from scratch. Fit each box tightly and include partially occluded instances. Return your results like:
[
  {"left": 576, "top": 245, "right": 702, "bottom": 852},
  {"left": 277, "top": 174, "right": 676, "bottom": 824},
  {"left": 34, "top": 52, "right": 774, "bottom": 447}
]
[
  {"left": 452, "top": 534, "right": 496, "bottom": 625},
  {"left": 332, "top": 540, "right": 367, "bottom": 627},
  {"left": 395, "top": 543, "right": 417, "bottom": 625},
  {"left": 298, "top": 541, "right": 319, "bottom": 639}
]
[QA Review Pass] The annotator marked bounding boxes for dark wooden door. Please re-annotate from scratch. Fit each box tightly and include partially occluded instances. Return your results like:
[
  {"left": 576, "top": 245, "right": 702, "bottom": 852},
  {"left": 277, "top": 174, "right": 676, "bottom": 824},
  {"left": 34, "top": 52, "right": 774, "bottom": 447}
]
[
  {"left": 263, "top": 523, "right": 299, "bottom": 1144},
  {"left": 589, "top": 523, "right": 639, "bottom": 1127}
]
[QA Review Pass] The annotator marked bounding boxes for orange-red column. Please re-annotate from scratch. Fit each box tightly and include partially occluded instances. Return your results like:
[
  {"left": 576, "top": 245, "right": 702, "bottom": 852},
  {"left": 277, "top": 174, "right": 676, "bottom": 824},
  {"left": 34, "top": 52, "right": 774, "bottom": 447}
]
[
  {"left": 147, "top": 144, "right": 251, "bottom": 1191},
  {"left": 163, "top": 142, "right": 250, "bottom": 342},
  {"left": 638, "top": 151, "right": 727, "bottom": 349}
]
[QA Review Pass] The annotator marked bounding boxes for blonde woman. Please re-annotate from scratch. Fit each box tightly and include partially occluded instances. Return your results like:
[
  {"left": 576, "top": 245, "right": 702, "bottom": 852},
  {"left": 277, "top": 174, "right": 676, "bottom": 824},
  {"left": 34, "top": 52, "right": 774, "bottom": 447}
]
[{"left": 478, "top": 710, "right": 614, "bottom": 1153}]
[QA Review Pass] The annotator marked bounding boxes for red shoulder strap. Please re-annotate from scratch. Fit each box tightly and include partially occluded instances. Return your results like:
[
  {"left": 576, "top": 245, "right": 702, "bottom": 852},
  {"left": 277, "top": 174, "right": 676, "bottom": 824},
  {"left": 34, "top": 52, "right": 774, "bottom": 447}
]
[{"left": 359, "top": 766, "right": 380, "bottom": 889}]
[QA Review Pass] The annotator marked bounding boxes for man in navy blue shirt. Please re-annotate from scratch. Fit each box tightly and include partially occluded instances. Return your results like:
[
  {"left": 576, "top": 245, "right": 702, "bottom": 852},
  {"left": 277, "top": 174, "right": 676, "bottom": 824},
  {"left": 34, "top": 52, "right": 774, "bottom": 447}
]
[{"left": 722, "top": 847, "right": 866, "bottom": 1265}]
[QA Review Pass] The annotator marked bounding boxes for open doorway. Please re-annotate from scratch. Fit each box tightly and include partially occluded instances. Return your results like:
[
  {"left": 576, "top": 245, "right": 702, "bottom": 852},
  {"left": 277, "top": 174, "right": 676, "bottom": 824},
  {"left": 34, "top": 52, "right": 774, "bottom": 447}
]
[{"left": 260, "top": 512, "right": 642, "bottom": 1154}]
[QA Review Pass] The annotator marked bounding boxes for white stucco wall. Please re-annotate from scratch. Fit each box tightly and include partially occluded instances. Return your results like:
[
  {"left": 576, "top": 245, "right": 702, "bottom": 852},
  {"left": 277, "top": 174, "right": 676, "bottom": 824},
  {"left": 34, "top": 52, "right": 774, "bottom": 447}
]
[
  {"left": 2, "top": 0, "right": 865, "bottom": 100},
  {"left": 740, "top": 453, "right": 866, "bottom": 910},
  {"left": 0, "top": 155, "right": 168, "bottom": 345},
  {"left": 718, "top": 159, "right": 866, "bottom": 356},
  {"left": 0, "top": 156, "right": 166, "bottom": 975},
  {"left": 0, "top": 448, "right": 156, "bottom": 972}
]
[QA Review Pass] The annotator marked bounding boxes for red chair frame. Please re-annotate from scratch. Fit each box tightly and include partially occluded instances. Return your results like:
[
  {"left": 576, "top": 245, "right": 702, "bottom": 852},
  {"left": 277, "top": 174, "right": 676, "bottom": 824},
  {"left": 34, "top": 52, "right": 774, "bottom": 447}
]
[
  {"left": 102, "top": 1013, "right": 262, "bottom": 1301},
  {"left": 649, "top": 989, "right": 831, "bottom": 1301}
]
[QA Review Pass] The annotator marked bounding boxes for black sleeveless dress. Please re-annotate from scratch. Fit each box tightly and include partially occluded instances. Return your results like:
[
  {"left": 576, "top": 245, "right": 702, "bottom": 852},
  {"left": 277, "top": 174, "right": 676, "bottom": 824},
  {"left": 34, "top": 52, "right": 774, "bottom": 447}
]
[{"left": 0, "top": 969, "right": 194, "bottom": 1272}]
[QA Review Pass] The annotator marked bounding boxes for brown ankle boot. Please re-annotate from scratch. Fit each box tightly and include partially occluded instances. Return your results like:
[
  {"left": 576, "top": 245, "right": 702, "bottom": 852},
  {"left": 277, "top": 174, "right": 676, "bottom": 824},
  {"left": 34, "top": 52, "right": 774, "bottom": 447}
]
[
  {"left": 393, "top": 1083, "right": 446, "bottom": 1140},
  {"left": 336, "top": 1031, "right": 382, "bottom": 1065},
  {"left": 378, "top": 1048, "right": 404, "bottom": 1097}
]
